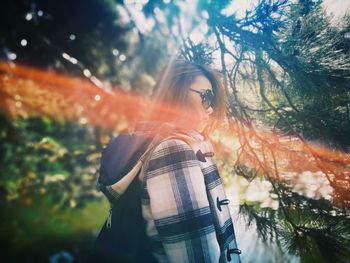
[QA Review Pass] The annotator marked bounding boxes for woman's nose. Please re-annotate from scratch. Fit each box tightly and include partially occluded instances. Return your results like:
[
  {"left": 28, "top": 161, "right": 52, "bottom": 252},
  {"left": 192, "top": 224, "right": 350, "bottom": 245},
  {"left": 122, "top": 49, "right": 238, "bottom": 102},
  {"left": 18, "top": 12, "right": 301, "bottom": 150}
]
[{"left": 206, "top": 106, "right": 213, "bottom": 115}]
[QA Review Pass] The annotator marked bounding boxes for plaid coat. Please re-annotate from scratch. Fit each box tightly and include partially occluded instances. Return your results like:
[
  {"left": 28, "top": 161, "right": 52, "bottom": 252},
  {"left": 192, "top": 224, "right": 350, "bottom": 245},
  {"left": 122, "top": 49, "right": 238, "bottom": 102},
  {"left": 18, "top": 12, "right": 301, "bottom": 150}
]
[{"left": 138, "top": 128, "right": 241, "bottom": 263}]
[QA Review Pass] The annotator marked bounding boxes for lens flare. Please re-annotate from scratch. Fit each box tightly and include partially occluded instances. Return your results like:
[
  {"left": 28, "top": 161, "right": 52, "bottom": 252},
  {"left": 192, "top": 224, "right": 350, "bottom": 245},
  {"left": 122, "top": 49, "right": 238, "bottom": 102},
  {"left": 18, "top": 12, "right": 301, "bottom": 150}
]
[{"left": 0, "top": 61, "right": 349, "bottom": 208}]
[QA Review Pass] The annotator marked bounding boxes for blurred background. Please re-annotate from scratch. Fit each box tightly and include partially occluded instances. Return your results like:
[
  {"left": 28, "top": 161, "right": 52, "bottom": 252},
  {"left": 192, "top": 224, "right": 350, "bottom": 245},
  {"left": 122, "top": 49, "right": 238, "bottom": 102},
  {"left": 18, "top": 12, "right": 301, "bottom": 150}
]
[{"left": 1, "top": 0, "right": 350, "bottom": 262}]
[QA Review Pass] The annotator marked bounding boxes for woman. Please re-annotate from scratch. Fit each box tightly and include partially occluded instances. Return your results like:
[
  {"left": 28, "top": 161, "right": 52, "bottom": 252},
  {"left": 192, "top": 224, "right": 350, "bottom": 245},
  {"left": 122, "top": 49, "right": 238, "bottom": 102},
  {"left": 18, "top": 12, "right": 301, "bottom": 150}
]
[
  {"left": 95, "top": 59, "right": 241, "bottom": 263},
  {"left": 135, "top": 59, "right": 241, "bottom": 263}
]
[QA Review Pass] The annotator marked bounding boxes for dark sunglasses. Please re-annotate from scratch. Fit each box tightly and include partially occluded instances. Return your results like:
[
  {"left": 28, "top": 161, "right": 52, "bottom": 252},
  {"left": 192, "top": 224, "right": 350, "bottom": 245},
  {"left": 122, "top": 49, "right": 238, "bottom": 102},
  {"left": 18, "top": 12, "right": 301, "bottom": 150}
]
[{"left": 189, "top": 88, "right": 214, "bottom": 110}]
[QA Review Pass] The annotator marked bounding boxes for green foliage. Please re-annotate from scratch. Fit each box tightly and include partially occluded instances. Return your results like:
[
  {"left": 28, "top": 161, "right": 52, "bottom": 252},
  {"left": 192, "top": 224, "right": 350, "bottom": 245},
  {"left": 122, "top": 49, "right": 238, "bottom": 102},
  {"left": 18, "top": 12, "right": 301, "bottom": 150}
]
[
  {"left": 238, "top": 173, "right": 350, "bottom": 263},
  {"left": 0, "top": 114, "right": 112, "bottom": 260},
  {"left": 0, "top": 114, "right": 106, "bottom": 208},
  {"left": 180, "top": 39, "right": 214, "bottom": 66},
  {"left": 240, "top": 203, "right": 280, "bottom": 242}
]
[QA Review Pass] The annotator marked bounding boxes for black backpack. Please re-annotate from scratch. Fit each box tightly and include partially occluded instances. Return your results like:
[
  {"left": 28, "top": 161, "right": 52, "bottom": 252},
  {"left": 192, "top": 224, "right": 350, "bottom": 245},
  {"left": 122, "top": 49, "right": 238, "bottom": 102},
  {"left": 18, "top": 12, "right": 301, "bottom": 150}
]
[
  {"left": 91, "top": 127, "right": 198, "bottom": 263},
  {"left": 92, "top": 132, "right": 157, "bottom": 263}
]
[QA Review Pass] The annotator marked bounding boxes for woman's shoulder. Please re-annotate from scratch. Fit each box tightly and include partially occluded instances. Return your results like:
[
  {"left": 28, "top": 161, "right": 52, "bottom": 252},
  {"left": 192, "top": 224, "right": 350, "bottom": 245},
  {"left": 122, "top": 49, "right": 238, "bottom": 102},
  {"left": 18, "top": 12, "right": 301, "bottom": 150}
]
[
  {"left": 154, "top": 130, "right": 215, "bottom": 155},
  {"left": 154, "top": 129, "right": 206, "bottom": 150},
  {"left": 144, "top": 137, "right": 200, "bottom": 178},
  {"left": 151, "top": 137, "right": 195, "bottom": 158}
]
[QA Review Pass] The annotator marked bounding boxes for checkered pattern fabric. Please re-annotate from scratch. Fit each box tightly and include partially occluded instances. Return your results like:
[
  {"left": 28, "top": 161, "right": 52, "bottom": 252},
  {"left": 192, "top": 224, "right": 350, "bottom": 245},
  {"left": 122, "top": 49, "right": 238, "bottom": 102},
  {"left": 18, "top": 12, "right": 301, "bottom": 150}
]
[{"left": 139, "top": 130, "right": 241, "bottom": 263}]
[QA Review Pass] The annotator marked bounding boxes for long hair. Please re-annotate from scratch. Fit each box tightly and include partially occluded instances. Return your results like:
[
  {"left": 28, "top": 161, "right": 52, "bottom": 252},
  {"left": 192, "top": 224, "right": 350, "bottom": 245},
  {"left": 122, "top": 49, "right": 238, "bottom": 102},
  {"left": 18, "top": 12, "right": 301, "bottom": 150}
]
[{"left": 144, "top": 59, "right": 227, "bottom": 135}]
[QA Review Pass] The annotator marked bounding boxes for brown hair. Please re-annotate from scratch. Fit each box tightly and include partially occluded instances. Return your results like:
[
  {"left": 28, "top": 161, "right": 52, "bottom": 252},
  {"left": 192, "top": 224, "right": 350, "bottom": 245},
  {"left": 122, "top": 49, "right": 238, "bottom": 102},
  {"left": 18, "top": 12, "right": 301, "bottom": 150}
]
[{"left": 145, "top": 59, "right": 227, "bottom": 135}]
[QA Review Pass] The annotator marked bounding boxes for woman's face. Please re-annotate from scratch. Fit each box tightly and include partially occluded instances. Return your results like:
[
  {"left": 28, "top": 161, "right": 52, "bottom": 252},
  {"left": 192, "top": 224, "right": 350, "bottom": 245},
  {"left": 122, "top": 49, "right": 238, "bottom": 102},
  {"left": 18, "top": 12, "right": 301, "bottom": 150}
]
[{"left": 188, "top": 75, "right": 214, "bottom": 132}]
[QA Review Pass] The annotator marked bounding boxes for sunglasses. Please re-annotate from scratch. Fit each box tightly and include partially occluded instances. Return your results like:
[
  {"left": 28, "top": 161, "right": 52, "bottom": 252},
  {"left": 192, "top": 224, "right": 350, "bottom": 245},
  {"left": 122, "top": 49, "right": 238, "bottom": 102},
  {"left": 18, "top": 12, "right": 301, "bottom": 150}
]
[{"left": 189, "top": 88, "right": 214, "bottom": 110}]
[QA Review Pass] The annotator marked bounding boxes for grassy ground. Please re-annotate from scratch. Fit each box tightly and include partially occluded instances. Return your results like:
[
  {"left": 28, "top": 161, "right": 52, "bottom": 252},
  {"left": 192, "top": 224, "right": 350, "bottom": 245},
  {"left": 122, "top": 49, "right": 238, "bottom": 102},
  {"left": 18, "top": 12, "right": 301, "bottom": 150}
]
[{"left": 0, "top": 199, "right": 109, "bottom": 262}]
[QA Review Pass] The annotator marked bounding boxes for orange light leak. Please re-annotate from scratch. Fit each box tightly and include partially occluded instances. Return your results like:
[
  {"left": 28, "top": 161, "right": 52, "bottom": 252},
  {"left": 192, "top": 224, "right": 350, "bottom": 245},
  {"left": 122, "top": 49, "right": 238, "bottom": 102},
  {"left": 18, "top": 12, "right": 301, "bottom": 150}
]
[
  {"left": 0, "top": 62, "right": 195, "bottom": 131},
  {"left": 1, "top": 62, "right": 349, "bottom": 208}
]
